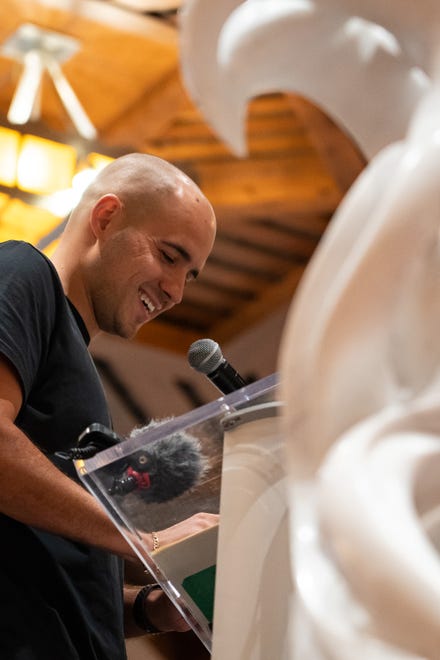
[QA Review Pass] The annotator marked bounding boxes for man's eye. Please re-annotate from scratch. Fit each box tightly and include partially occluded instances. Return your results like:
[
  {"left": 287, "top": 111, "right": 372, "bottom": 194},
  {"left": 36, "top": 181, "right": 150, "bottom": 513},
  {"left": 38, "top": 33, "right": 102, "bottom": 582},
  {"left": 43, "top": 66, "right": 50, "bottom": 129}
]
[{"left": 161, "top": 251, "right": 175, "bottom": 264}]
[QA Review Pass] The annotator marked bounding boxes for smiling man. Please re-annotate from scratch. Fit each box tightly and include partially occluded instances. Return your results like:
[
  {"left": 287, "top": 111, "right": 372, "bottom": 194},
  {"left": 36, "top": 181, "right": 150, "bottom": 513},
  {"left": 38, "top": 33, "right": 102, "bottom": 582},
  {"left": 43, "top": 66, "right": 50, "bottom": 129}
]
[
  {"left": 53, "top": 153, "right": 216, "bottom": 338},
  {"left": 0, "top": 153, "right": 217, "bottom": 660}
]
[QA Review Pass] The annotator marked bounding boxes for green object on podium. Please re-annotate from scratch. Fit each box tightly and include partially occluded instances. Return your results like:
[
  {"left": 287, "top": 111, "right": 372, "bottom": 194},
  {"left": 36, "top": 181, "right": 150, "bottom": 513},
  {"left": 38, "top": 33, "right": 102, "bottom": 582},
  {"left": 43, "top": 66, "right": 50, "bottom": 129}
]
[{"left": 182, "top": 564, "right": 216, "bottom": 623}]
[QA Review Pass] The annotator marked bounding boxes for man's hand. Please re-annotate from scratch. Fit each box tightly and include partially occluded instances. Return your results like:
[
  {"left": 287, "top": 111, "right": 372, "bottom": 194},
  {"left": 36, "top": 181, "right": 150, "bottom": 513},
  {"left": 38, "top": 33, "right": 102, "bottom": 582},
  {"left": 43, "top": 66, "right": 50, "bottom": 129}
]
[
  {"left": 144, "top": 586, "right": 191, "bottom": 633},
  {"left": 153, "top": 511, "right": 219, "bottom": 550},
  {"left": 124, "top": 583, "right": 191, "bottom": 637}
]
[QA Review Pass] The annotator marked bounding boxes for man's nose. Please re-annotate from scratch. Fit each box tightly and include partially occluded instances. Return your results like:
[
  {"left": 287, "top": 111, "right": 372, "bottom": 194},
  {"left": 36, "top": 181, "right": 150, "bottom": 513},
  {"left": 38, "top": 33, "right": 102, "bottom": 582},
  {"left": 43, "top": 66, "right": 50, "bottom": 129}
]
[{"left": 162, "top": 271, "right": 186, "bottom": 305}]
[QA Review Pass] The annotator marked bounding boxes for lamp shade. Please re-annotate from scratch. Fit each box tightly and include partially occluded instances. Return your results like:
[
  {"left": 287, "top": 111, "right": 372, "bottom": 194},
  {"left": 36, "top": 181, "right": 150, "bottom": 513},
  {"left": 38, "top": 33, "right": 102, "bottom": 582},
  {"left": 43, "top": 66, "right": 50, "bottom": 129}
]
[
  {"left": 0, "top": 127, "right": 21, "bottom": 187},
  {"left": 17, "top": 134, "right": 77, "bottom": 194}
]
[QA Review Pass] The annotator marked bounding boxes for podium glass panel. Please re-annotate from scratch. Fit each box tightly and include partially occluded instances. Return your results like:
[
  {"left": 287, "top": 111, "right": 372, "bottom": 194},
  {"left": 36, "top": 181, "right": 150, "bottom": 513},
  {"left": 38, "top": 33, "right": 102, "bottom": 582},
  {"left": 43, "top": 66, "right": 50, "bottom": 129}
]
[{"left": 75, "top": 373, "right": 279, "bottom": 652}]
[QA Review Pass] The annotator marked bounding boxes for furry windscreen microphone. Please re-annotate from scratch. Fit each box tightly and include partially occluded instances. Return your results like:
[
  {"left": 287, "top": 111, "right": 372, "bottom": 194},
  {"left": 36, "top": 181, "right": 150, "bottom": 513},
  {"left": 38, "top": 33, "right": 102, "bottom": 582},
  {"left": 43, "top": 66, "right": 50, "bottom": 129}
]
[{"left": 109, "top": 419, "right": 207, "bottom": 503}]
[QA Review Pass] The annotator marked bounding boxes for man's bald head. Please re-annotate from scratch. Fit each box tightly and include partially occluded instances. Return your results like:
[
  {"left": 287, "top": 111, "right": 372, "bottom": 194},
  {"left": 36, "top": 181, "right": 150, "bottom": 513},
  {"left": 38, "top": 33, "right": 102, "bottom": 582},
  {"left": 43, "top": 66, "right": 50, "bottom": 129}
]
[
  {"left": 54, "top": 152, "right": 216, "bottom": 339},
  {"left": 79, "top": 153, "right": 210, "bottom": 222}
]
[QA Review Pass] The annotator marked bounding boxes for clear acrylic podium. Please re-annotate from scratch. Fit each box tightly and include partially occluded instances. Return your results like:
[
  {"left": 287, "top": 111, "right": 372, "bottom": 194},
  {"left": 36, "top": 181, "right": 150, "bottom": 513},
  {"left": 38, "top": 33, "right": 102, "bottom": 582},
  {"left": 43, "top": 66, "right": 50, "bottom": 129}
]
[{"left": 75, "top": 373, "right": 284, "bottom": 655}]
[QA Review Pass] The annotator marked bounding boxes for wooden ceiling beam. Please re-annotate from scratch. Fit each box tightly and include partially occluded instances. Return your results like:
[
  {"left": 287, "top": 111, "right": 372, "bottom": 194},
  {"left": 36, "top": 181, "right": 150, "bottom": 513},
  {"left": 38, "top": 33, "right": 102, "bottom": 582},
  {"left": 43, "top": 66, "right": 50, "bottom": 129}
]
[
  {"left": 101, "top": 68, "right": 190, "bottom": 147},
  {"left": 216, "top": 224, "right": 318, "bottom": 259},
  {"left": 207, "top": 195, "right": 342, "bottom": 223},
  {"left": 145, "top": 130, "right": 308, "bottom": 162},
  {"left": 215, "top": 207, "right": 333, "bottom": 236},
  {"left": 197, "top": 264, "right": 273, "bottom": 291},
  {"left": 288, "top": 95, "right": 367, "bottom": 193},
  {"left": 192, "top": 157, "right": 342, "bottom": 211},
  {"left": 211, "top": 265, "right": 305, "bottom": 345}
]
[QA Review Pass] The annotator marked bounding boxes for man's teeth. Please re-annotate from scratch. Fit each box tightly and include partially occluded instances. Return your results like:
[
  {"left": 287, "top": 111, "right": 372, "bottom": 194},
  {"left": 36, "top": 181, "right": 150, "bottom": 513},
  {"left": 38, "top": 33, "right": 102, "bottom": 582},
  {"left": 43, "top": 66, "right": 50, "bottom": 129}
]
[{"left": 140, "top": 294, "right": 156, "bottom": 313}]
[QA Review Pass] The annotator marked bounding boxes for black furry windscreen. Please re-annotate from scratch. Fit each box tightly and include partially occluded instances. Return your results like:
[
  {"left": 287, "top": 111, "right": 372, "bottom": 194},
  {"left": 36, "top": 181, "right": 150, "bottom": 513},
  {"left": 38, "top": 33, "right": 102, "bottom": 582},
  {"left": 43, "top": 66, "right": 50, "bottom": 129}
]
[{"left": 126, "top": 419, "right": 208, "bottom": 503}]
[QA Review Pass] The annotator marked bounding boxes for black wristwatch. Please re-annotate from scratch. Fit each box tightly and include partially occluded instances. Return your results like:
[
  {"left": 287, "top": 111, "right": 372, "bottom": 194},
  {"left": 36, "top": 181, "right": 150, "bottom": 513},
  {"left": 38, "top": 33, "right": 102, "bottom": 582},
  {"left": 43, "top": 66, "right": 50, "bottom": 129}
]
[{"left": 133, "top": 583, "right": 163, "bottom": 634}]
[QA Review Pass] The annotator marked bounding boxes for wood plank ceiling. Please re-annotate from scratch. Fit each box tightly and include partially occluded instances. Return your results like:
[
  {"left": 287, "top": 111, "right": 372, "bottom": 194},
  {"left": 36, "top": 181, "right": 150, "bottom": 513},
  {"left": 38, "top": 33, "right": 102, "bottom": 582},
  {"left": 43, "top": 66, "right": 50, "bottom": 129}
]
[{"left": 0, "top": 0, "right": 366, "bottom": 354}]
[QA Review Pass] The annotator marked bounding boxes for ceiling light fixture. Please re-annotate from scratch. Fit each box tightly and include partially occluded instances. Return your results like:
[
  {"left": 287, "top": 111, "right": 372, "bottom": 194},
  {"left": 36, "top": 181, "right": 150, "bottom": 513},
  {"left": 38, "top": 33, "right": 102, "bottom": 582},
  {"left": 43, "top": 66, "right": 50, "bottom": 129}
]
[
  {"left": 0, "top": 123, "right": 114, "bottom": 251},
  {"left": 2, "top": 23, "right": 97, "bottom": 140}
]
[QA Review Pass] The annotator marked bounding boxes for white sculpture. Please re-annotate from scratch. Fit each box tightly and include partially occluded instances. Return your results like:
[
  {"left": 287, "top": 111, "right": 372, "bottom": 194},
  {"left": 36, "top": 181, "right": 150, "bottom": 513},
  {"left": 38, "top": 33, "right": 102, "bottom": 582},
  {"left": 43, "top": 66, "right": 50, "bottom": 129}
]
[
  {"left": 180, "top": 2, "right": 440, "bottom": 658},
  {"left": 180, "top": 0, "right": 431, "bottom": 158}
]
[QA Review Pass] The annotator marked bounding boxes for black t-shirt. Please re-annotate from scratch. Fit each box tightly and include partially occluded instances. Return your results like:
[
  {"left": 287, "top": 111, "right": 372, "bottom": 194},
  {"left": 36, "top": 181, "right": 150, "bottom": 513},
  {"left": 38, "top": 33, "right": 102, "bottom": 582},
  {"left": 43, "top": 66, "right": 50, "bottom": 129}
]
[{"left": 0, "top": 241, "right": 126, "bottom": 660}]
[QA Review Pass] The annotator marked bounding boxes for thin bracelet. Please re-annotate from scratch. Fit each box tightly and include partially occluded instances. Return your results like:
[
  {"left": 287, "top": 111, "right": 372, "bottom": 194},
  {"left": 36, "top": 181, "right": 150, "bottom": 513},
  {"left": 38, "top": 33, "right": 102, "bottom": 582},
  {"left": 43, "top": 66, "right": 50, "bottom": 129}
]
[
  {"left": 151, "top": 531, "right": 160, "bottom": 551},
  {"left": 133, "top": 584, "right": 162, "bottom": 634}
]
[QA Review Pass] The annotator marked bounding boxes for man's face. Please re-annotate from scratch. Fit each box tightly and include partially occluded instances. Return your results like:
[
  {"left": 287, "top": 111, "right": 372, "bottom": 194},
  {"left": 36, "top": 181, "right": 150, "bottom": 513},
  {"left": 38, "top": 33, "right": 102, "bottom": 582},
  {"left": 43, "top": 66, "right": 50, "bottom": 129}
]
[{"left": 89, "top": 195, "right": 215, "bottom": 339}]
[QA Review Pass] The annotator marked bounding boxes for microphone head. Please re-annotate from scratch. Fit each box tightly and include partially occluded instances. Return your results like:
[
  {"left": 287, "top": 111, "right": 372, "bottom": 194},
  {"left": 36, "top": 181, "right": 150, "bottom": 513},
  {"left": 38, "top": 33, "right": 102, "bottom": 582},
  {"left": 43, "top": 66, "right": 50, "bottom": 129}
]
[
  {"left": 124, "top": 419, "right": 208, "bottom": 503},
  {"left": 187, "top": 338, "right": 223, "bottom": 375}
]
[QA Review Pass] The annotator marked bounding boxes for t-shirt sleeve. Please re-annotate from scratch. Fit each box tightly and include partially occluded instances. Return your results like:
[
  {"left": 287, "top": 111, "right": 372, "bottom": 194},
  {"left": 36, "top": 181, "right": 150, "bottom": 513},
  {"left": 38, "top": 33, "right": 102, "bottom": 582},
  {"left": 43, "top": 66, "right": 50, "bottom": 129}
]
[{"left": 0, "top": 242, "right": 57, "bottom": 400}]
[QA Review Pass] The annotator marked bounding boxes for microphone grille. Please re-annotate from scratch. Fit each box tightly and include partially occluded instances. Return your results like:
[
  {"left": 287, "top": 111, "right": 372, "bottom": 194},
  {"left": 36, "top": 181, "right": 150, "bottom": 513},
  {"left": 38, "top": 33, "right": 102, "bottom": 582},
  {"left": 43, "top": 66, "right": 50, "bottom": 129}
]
[{"left": 187, "top": 338, "right": 223, "bottom": 374}]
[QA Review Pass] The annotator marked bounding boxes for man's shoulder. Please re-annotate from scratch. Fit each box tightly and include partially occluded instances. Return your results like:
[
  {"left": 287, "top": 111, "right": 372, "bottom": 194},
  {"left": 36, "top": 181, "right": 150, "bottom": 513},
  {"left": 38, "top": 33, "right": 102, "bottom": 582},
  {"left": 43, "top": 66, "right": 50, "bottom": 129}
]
[
  {"left": 0, "top": 240, "right": 64, "bottom": 313},
  {"left": 0, "top": 240, "right": 55, "bottom": 277},
  {"left": 1, "top": 239, "right": 44, "bottom": 259}
]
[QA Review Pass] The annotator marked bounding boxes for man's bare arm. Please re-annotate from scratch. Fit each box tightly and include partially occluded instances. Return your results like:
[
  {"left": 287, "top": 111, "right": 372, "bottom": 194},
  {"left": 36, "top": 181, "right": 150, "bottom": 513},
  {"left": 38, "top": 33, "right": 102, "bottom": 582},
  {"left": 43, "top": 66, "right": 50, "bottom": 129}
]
[{"left": 0, "top": 355, "right": 218, "bottom": 558}]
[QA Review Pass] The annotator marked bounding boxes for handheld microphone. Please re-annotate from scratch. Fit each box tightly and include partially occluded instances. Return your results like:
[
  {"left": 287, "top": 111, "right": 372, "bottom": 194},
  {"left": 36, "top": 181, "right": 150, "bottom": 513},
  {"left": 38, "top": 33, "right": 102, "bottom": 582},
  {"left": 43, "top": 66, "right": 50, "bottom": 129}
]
[
  {"left": 58, "top": 420, "right": 207, "bottom": 504},
  {"left": 187, "top": 338, "right": 247, "bottom": 395}
]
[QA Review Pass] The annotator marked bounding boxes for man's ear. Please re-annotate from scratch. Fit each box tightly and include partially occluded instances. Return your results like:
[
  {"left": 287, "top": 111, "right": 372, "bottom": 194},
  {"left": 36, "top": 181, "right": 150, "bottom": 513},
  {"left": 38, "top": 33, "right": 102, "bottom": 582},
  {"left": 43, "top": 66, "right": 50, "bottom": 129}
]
[{"left": 89, "top": 194, "right": 122, "bottom": 238}]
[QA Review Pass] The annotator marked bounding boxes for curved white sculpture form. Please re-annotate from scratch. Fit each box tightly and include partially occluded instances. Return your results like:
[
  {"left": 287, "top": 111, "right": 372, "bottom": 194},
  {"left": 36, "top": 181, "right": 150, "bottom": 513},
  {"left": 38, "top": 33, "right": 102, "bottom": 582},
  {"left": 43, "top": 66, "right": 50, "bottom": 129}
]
[
  {"left": 180, "top": 1, "right": 440, "bottom": 658},
  {"left": 180, "top": 0, "right": 431, "bottom": 158},
  {"left": 281, "top": 84, "right": 440, "bottom": 659},
  {"left": 180, "top": 0, "right": 245, "bottom": 152},
  {"left": 316, "top": 410, "right": 440, "bottom": 657}
]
